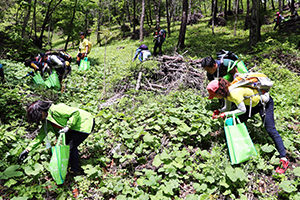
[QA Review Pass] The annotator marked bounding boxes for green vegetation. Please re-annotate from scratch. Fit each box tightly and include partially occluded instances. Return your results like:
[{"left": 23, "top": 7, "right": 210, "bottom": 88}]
[{"left": 1, "top": 8, "right": 300, "bottom": 200}]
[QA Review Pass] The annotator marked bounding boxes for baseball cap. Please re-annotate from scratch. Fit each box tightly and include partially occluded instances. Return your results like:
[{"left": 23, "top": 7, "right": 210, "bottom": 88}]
[{"left": 206, "top": 80, "right": 219, "bottom": 99}]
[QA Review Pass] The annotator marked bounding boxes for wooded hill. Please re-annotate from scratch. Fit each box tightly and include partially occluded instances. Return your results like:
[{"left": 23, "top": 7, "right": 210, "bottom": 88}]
[{"left": 1, "top": 0, "right": 300, "bottom": 199}]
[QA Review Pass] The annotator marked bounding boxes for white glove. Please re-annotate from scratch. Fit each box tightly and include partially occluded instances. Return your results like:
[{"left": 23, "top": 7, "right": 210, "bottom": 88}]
[{"left": 59, "top": 126, "right": 69, "bottom": 134}]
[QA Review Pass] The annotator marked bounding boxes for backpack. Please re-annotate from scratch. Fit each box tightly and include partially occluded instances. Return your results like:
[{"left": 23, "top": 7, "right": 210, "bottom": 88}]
[
  {"left": 217, "top": 49, "right": 238, "bottom": 67},
  {"left": 230, "top": 73, "right": 273, "bottom": 93},
  {"left": 87, "top": 40, "right": 92, "bottom": 54},
  {"left": 229, "top": 72, "right": 273, "bottom": 122}
]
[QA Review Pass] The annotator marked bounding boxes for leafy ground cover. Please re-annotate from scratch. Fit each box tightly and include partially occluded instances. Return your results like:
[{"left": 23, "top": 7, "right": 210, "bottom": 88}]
[{"left": 1, "top": 13, "right": 300, "bottom": 200}]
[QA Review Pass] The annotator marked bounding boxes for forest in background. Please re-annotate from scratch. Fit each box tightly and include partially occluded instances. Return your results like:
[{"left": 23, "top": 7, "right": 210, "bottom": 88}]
[{"left": 1, "top": 0, "right": 300, "bottom": 199}]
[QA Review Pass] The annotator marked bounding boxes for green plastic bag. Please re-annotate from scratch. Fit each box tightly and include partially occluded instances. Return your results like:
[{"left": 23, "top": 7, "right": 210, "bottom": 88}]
[
  {"left": 49, "top": 132, "right": 70, "bottom": 185},
  {"left": 224, "top": 115, "right": 258, "bottom": 165},
  {"left": 78, "top": 57, "right": 90, "bottom": 71},
  {"left": 45, "top": 70, "right": 61, "bottom": 90},
  {"left": 236, "top": 61, "right": 249, "bottom": 73},
  {"left": 32, "top": 72, "right": 45, "bottom": 85}
]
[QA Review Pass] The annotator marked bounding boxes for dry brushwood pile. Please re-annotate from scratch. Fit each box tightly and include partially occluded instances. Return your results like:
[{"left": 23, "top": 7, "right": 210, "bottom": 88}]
[
  {"left": 130, "top": 54, "right": 205, "bottom": 94},
  {"left": 100, "top": 54, "right": 206, "bottom": 109}
]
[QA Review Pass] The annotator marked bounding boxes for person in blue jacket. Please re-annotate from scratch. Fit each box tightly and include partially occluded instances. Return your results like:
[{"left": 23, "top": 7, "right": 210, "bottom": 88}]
[{"left": 133, "top": 44, "right": 152, "bottom": 62}]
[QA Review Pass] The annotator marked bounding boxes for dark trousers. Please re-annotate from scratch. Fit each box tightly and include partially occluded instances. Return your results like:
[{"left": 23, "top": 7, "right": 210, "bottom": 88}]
[
  {"left": 238, "top": 96, "right": 286, "bottom": 158},
  {"left": 274, "top": 23, "right": 282, "bottom": 30},
  {"left": 65, "top": 119, "right": 95, "bottom": 172},
  {"left": 154, "top": 41, "right": 163, "bottom": 56}
]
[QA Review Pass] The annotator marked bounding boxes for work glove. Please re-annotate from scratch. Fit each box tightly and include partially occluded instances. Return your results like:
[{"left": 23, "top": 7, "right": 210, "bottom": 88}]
[
  {"left": 18, "top": 149, "right": 29, "bottom": 162},
  {"left": 59, "top": 126, "right": 69, "bottom": 134},
  {"left": 212, "top": 110, "right": 220, "bottom": 119},
  {"left": 212, "top": 112, "right": 226, "bottom": 120},
  {"left": 219, "top": 113, "right": 226, "bottom": 119}
]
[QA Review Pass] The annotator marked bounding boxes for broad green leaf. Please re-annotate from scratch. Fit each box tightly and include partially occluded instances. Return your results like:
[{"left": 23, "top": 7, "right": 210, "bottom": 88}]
[
  {"left": 205, "top": 176, "right": 215, "bottom": 184},
  {"left": 179, "top": 122, "right": 191, "bottom": 133},
  {"left": 185, "top": 194, "right": 199, "bottom": 200},
  {"left": 4, "top": 179, "right": 17, "bottom": 187},
  {"left": 144, "top": 175, "right": 157, "bottom": 186},
  {"left": 24, "top": 163, "right": 43, "bottom": 176},
  {"left": 225, "top": 165, "right": 246, "bottom": 182},
  {"left": 193, "top": 172, "right": 205, "bottom": 180},
  {"left": 152, "top": 154, "right": 162, "bottom": 168},
  {"left": 160, "top": 150, "right": 171, "bottom": 160},
  {"left": 11, "top": 197, "right": 28, "bottom": 200},
  {"left": 137, "top": 177, "right": 145, "bottom": 186},
  {"left": 261, "top": 144, "right": 275, "bottom": 153},
  {"left": 143, "top": 133, "right": 155, "bottom": 143},
  {"left": 0, "top": 165, "right": 23, "bottom": 179},
  {"left": 293, "top": 167, "right": 300, "bottom": 176},
  {"left": 139, "top": 193, "right": 149, "bottom": 200},
  {"left": 279, "top": 180, "right": 297, "bottom": 193},
  {"left": 169, "top": 116, "right": 182, "bottom": 125},
  {"left": 116, "top": 195, "right": 127, "bottom": 200}
]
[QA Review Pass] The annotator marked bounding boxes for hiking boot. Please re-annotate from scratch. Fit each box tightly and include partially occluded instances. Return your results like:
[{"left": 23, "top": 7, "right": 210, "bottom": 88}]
[{"left": 276, "top": 157, "right": 289, "bottom": 174}]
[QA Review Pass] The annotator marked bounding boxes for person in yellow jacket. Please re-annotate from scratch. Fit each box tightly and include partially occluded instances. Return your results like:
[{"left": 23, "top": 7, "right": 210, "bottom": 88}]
[
  {"left": 77, "top": 32, "right": 89, "bottom": 66},
  {"left": 18, "top": 100, "right": 95, "bottom": 174}
]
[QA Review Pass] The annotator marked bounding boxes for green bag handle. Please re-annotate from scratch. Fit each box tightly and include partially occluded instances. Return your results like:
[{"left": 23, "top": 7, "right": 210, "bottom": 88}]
[
  {"left": 54, "top": 132, "right": 67, "bottom": 183},
  {"left": 84, "top": 57, "right": 88, "bottom": 61}
]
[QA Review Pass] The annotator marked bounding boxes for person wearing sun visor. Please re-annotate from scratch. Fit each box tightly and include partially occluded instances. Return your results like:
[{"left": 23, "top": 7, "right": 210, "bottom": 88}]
[{"left": 206, "top": 78, "right": 289, "bottom": 174}]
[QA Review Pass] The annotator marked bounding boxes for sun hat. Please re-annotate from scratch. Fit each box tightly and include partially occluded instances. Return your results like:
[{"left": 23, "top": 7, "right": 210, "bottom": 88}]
[{"left": 206, "top": 80, "right": 219, "bottom": 99}]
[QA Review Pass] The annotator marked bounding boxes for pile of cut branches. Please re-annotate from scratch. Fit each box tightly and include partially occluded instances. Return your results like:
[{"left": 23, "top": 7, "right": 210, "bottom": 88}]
[{"left": 100, "top": 54, "right": 206, "bottom": 109}]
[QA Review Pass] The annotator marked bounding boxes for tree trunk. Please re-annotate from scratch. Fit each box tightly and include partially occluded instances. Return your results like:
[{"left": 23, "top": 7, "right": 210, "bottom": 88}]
[
  {"left": 271, "top": 0, "right": 275, "bottom": 10},
  {"left": 240, "top": 0, "right": 243, "bottom": 11},
  {"left": 178, "top": 0, "right": 188, "bottom": 48},
  {"left": 187, "top": 0, "right": 192, "bottom": 25},
  {"left": 96, "top": 5, "right": 103, "bottom": 46},
  {"left": 140, "top": 0, "right": 145, "bottom": 42},
  {"left": 279, "top": 0, "right": 282, "bottom": 13},
  {"left": 148, "top": 0, "right": 153, "bottom": 25},
  {"left": 154, "top": 0, "right": 160, "bottom": 25},
  {"left": 64, "top": 0, "right": 78, "bottom": 51},
  {"left": 212, "top": 0, "right": 216, "bottom": 35},
  {"left": 249, "top": 0, "right": 261, "bottom": 47},
  {"left": 244, "top": 0, "right": 250, "bottom": 29},
  {"left": 225, "top": 0, "right": 228, "bottom": 19},
  {"left": 229, "top": 0, "right": 231, "bottom": 11},
  {"left": 234, "top": 0, "right": 238, "bottom": 36},
  {"left": 166, "top": 0, "right": 171, "bottom": 36},
  {"left": 37, "top": 0, "right": 63, "bottom": 48},
  {"left": 21, "top": 0, "right": 31, "bottom": 38},
  {"left": 133, "top": 0, "right": 136, "bottom": 32},
  {"left": 126, "top": 1, "right": 131, "bottom": 26}
]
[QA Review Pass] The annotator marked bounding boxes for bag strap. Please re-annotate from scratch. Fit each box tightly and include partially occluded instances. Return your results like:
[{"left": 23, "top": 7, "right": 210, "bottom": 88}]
[
  {"left": 232, "top": 114, "right": 241, "bottom": 125},
  {"left": 56, "top": 132, "right": 66, "bottom": 147}
]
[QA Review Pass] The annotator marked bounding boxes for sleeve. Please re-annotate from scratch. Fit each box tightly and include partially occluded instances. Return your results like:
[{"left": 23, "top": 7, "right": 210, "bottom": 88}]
[
  {"left": 220, "top": 99, "right": 232, "bottom": 112},
  {"left": 224, "top": 102, "right": 247, "bottom": 117},
  {"left": 26, "top": 122, "right": 56, "bottom": 151},
  {"left": 133, "top": 49, "right": 140, "bottom": 61},
  {"left": 66, "top": 110, "right": 80, "bottom": 129}
]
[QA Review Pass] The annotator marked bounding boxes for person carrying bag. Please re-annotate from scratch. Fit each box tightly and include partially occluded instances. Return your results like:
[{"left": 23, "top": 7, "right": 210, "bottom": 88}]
[
  {"left": 224, "top": 115, "right": 258, "bottom": 164},
  {"left": 18, "top": 101, "right": 95, "bottom": 177},
  {"left": 207, "top": 77, "right": 289, "bottom": 174}
]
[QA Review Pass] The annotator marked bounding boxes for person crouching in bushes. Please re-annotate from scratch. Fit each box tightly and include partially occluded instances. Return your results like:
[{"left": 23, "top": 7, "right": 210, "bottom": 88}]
[
  {"left": 133, "top": 44, "right": 152, "bottom": 62},
  {"left": 206, "top": 78, "right": 289, "bottom": 174},
  {"left": 18, "top": 100, "right": 95, "bottom": 175}
]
